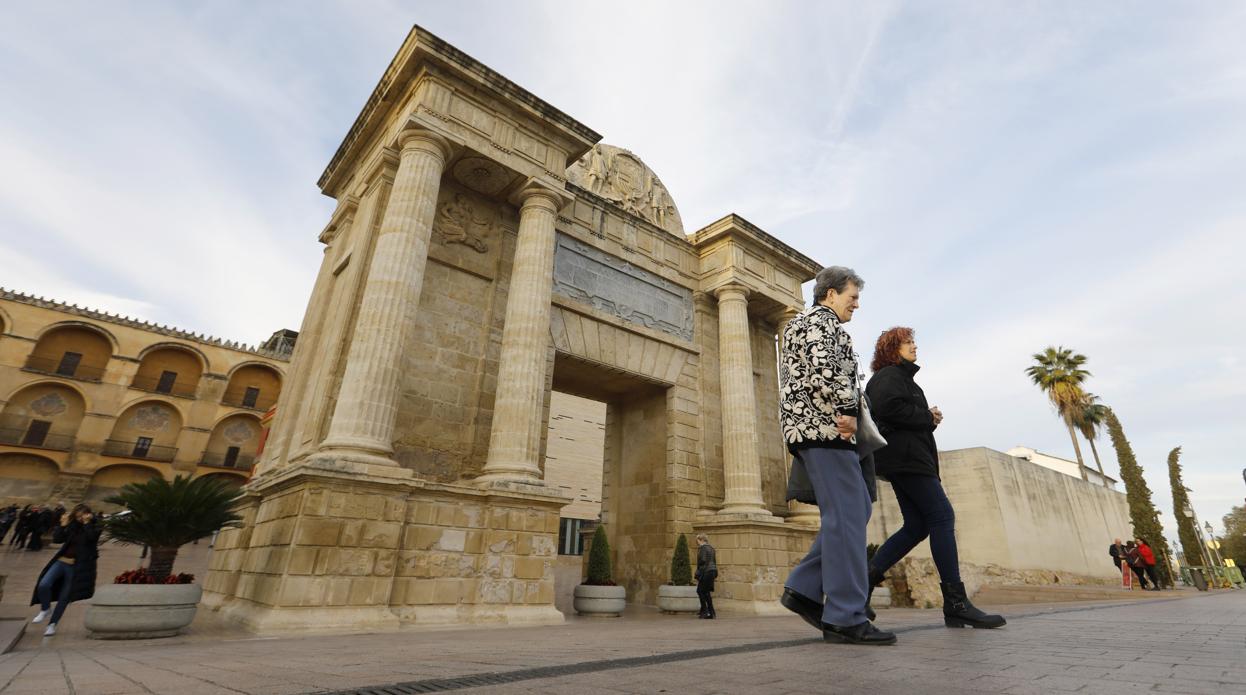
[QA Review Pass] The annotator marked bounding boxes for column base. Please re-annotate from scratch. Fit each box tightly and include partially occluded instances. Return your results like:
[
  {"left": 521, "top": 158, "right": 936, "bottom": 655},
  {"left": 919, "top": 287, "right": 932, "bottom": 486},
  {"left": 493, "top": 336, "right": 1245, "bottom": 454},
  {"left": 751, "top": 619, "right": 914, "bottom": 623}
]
[
  {"left": 474, "top": 470, "right": 546, "bottom": 488},
  {"left": 204, "top": 597, "right": 402, "bottom": 635},
  {"left": 693, "top": 517, "right": 816, "bottom": 615}
]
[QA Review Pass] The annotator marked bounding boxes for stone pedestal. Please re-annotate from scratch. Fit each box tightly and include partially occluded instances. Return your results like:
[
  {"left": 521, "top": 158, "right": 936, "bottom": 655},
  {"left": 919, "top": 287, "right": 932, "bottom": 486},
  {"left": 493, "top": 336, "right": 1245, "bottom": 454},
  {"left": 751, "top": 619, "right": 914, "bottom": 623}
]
[
  {"left": 202, "top": 457, "right": 569, "bottom": 633},
  {"left": 693, "top": 518, "right": 815, "bottom": 615}
]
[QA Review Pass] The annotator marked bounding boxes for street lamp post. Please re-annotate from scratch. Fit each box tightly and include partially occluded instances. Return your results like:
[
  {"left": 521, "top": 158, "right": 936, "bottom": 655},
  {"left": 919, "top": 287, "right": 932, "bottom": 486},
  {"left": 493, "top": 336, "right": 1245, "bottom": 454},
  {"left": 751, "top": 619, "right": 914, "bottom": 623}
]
[
  {"left": 1184, "top": 504, "right": 1215, "bottom": 569},
  {"left": 1204, "top": 522, "right": 1226, "bottom": 585}
]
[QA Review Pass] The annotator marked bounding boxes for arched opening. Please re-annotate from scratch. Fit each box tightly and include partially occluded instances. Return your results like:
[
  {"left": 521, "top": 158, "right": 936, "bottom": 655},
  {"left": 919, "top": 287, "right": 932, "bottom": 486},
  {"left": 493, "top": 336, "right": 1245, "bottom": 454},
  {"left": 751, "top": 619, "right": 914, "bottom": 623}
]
[
  {"left": 0, "top": 383, "right": 86, "bottom": 451},
  {"left": 104, "top": 400, "right": 183, "bottom": 462},
  {"left": 0, "top": 453, "right": 60, "bottom": 505},
  {"left": 222, "top": 364, "right": 282, "bottom": 411},
  {"left": 131, "top": 344, "right": 205, "bottom": 397},
  {"left": 25, "top": 323, "right": 113, "bottom": 382},
  {"left": 84, "top": 464, "right": 163, "bottom": 509},
  {"left": 197, "top": 471, "right": 247, "bottom": 489},
  {"left": 201, "top": 413, "right": 262, "bottom": 470}
]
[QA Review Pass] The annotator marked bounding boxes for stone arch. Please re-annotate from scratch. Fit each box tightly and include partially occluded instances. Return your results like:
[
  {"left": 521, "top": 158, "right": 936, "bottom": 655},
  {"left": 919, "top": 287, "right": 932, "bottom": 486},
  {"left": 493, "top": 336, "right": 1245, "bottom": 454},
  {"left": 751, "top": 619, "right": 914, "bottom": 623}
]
[
  {"left": 201, "top": 412, "right": 263, "bottom": 470},
  {"left": 0, "top": 304, "right": 11, "bottom": 336},
  {"left": 195, "top": 470, "right": 248, "bottom": 489},
  {"left": 131, "top": 342, "right": 207, "bottom": 397},
  {"left": 222, "top": 362, "right": 283, "bottom": 411},
  {"left": 0, "top": 452, "right": 60, "bottom": 505},
  {"left": 27, "top": 322, "right": 115, "bottom": 382},
  {"left": 83, "top": 463, "right": 164, "bottom": 508},
  {"left": 0, "top": 382, "right": 87, "bottom": 450},
  {"left": 106, "top": 400, "right": 184, "bottom": 462}
]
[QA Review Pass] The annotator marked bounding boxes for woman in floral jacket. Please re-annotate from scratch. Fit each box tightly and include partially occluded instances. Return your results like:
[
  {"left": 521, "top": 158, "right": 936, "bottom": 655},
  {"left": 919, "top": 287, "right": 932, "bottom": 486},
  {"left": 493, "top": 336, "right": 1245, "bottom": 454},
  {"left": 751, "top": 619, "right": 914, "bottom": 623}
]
[{"left": 779, "top": 266, "right": 896, "bottom": 647}]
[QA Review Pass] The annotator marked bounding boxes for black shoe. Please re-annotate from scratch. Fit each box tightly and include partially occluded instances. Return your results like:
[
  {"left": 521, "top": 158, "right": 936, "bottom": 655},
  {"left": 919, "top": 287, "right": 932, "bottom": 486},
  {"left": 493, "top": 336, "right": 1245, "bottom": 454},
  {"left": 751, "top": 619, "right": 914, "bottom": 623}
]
[
  {"left": 822, "top": 621, "right": 897, "bottom": 645},
  {"left": 941, "top": 581, "right": 1006, "bottom": 629},
  {"left": 780, "top": 588, "right": 823, "bottom": 632}
]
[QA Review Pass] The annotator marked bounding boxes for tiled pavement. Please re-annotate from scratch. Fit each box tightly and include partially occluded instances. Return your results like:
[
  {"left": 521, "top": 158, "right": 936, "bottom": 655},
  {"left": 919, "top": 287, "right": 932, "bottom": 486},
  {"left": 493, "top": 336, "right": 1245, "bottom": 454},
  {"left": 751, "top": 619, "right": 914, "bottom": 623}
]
[{"left": 2, "top": 541, "right": 1242, "bottom": 694}]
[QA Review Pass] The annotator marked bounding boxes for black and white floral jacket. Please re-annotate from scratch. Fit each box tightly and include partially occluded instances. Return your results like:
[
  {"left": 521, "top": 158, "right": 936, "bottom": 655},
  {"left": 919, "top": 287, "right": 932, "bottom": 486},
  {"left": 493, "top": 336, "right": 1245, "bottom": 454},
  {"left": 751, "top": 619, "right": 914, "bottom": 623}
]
[{"left": 779, "top": 304, "right": 860, "bottom": 451}]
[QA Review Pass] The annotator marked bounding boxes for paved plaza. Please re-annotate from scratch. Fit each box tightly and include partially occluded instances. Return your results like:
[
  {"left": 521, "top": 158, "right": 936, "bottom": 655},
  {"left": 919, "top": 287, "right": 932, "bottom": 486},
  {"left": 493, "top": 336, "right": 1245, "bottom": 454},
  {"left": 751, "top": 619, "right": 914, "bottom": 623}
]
[{"left": 2, "top": 541, "right": 1243, "bottom": 695}]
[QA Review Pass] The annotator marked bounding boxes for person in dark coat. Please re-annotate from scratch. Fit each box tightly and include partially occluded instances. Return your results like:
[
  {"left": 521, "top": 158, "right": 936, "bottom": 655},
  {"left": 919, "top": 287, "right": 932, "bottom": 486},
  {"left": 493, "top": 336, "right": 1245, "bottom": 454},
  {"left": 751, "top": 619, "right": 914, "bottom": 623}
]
[
  {"left": 0, "top": 505, "right": 16, "bottom": 544},
  {"left": 864, "top": 327, "right": 1005, "bottom": 629},
  {"left": 27, "top": 506, "right": 54, "bottom": 551},
  {"left": 695, "top": 533, "right": 718, "bottom": 619},
  {"left": 1110, "top": 538, "right": 1125, "bottom": 570},
  {"left": 11, "top": 505, "right": 33, "bottom": 548},
  {"left": 30, "top": 504, "right": 101, "bottom": 637}
]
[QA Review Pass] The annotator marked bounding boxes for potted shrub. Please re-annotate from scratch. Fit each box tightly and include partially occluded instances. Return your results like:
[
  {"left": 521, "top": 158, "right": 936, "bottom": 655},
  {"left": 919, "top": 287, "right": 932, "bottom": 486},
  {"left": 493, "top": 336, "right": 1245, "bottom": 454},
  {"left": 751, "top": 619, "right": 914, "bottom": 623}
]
[
  {"left": 84, "top": 475, "right": 240, "bottom": 639},
  {"left": 572, "top": 525, "right": 626, "bottom": 616},
  {"left": 657, "top": 534, "right": 699, "bottom": 613}
]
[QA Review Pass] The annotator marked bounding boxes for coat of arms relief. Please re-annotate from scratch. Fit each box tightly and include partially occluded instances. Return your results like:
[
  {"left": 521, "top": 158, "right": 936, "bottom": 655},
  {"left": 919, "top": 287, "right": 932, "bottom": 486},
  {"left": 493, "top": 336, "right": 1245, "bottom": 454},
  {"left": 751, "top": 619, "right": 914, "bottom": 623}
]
[{"left": 566, "top": 143, "right": 685, "bottom": 237}]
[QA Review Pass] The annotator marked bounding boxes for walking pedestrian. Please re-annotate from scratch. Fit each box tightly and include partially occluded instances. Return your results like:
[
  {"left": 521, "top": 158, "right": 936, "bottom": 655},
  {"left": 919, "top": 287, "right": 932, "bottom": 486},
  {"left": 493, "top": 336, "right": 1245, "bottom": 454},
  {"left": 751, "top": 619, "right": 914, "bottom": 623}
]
[
  {"left": 863, "top": 326, "right": 1006, "bottom": 629},
  {"left": 1110, "top": 538, "right": 1125, "bottom": 570},
  {"left": 695, "top": 533, "right": 717, "bottom": 619},
  {"left": 26, "top": 505, "right": 53, "bottom": 551},
  {"left": 31, "top": 504, "right": 101, "bottom": 637},
  {"left": 1135, "top": 538, "right": 1161, "bottom": 590},
  {"left": 1123, "top": 541, "right": 1150, "bottom": 589},
  {"left": 779, "top": 266, "right": 897, "bottom": 646},
  {"left": 0, "top": 505, "right": 16, "bottom": 544},
  {"left": 11, "top": 505, "right": 33, "bottom": 548}
]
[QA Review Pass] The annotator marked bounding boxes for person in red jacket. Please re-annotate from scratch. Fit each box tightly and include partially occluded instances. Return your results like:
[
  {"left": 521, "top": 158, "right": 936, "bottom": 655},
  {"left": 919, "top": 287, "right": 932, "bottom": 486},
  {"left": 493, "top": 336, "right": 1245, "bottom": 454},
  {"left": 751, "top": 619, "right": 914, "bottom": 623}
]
[{"left": 1135, "top": 538, "right": 1162, "bottom": 590}]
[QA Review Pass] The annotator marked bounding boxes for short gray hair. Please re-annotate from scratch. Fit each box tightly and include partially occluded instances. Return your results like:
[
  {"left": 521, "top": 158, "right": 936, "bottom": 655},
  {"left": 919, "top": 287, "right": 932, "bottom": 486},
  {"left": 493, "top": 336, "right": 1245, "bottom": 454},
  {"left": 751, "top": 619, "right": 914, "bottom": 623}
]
[{"left": 812, "top": 266, "right": 864, "bottom": 305}]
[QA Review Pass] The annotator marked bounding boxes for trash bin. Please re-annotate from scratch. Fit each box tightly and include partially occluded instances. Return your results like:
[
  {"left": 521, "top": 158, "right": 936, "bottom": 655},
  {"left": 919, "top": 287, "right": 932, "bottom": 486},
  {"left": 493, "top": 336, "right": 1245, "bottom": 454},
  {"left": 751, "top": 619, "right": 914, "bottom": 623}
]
[{"left": 1190, "top": 568, "right": 1208, "bottom": 591}]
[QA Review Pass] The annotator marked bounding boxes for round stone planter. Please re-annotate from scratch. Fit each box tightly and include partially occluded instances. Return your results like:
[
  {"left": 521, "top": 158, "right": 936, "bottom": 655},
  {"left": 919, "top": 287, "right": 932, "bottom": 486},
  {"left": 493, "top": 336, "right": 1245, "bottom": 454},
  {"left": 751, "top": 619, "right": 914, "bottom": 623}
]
[
  {"left": 870, "top": 586, "right": 892, "bottom": 610},
  {"left": 573, "top": 584, "right": 626, "bottom": 616},
  {"left": 84, "top": 583, "right": 203, "bottom": 639},
  {"left": 656, "top": 585, "right": 700, "bottom": 614}
]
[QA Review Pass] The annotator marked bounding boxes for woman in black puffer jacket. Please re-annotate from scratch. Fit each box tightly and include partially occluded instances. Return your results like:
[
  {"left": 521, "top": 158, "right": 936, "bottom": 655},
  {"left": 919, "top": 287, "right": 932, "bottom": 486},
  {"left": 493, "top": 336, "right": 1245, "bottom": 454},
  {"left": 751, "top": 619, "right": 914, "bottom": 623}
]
[
  {"left": 30, "top": 504, "right": 101, "bottom": 637},
  {"left": 865, "top": 327, "right": 1004, "bottom": 629}
]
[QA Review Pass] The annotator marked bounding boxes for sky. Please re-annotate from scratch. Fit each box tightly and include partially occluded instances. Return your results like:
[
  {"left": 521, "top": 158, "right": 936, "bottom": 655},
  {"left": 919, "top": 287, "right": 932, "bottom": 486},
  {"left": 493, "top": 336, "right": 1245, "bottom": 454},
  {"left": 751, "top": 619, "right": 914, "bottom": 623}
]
[{"left": 2, "top": 1, "right": 1244, "bottom": 545}]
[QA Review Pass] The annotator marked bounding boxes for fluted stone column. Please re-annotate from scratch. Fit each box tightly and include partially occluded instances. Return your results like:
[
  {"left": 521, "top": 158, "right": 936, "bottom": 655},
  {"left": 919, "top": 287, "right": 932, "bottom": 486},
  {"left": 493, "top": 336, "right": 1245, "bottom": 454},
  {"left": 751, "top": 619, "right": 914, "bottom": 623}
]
[
  {"left": 775, "top": 307, "right": 820, "bottom": 525},
  {"left": 318, "top": 129, "right": 451, "bottom": 464},
  {"left": 715, "top": 284, "right": 769, "bottom": 516},
  {"left": 479, "top": 183, "right": 567, "bottom": 483}
]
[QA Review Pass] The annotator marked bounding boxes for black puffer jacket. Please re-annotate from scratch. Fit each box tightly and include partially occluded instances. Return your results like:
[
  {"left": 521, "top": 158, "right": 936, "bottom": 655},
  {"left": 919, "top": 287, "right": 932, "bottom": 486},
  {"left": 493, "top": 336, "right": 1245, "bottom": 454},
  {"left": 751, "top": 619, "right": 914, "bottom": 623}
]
[
  {"left": 865, "top": 361, "right": 939, "bottom": 479},
  {"left": 31, "top": 519, "right": 102, "bottom": 605}
]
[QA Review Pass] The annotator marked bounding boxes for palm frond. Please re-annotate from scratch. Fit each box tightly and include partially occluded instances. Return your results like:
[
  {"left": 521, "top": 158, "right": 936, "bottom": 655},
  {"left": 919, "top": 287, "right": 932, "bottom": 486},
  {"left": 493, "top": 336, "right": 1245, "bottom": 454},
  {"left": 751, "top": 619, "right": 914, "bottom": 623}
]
[{"left": 104, "top": 474, "right": 242, "bottom": 548}]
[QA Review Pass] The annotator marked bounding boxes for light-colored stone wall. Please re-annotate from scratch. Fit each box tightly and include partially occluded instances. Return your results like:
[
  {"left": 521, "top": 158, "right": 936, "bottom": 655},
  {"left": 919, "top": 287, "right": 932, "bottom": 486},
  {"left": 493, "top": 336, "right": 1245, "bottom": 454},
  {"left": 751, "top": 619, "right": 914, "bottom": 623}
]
[
  {"left": 869, "top": 446, "right": 1132, "bottom": 605},
  {"left": 543, "top": 392, "right": 604, "bottom": 521},
  {"left": 0, "top": 291, "right": 289, "bottom": 507}
]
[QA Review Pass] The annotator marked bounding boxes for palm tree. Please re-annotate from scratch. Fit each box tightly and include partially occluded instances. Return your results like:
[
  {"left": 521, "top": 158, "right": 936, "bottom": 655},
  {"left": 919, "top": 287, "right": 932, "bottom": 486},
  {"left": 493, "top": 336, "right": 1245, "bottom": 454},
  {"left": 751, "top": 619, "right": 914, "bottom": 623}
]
[
  {"left": 105, "top": 475, "right": 242, "bottom": 580},
  {"left": 1025, "top": 346, "right": 1091, "bottom": 479},
  {"left": 1074, "top": 392, "right": 1110, "bottom": 480}
]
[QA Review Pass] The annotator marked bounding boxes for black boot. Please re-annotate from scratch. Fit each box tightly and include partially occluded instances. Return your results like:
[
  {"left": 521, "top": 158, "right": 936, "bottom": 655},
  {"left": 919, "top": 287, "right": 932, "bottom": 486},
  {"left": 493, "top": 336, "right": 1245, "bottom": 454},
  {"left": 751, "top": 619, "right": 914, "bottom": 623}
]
[
  {"left": 941, "top": 581, "right": 1005, "bottom": 629},
  {"left": 865, "top": 567, "right": 885, "bottom": 622},
  {"left": 705, "top": 595, "right": 716, "bottom": 619}
]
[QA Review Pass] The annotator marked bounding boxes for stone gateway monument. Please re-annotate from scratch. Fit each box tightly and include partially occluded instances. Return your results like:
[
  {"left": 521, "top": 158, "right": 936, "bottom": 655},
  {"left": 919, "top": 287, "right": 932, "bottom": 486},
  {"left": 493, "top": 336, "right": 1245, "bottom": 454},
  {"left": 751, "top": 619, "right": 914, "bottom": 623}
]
[{"left": 202, "top": 26, "right": 824, "bottom": 632}]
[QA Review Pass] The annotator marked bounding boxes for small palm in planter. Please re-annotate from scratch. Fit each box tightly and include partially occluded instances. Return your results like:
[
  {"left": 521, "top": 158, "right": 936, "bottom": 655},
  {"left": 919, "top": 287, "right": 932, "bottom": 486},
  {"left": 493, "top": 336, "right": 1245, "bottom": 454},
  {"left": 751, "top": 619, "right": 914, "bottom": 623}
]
[
  {"left": 573, "top": 525, "right": 626, "bottom": 616},
  {"left": 657, "top": 534, "right": 699, "bottom": 614},
  {"left": 84, "top": 475, "right": 241, "bottom": 639}
]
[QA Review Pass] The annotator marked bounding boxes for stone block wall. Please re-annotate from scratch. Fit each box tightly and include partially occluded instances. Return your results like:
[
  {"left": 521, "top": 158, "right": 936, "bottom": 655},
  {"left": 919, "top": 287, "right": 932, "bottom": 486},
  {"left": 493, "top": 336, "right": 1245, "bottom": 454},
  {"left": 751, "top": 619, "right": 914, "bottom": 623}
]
[{"left": 695, "top": 519, "right": 815, "bottom": 615}]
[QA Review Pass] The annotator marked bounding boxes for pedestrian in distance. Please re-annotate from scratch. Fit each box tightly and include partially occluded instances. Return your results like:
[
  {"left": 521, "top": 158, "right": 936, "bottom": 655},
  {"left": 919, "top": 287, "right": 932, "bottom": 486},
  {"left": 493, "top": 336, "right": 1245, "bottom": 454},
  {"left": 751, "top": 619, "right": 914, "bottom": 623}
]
[
  {"left": 31, "top": 504, "right": 101, "bottom": 637},
  {"left": 695, "top": 533, "right": 717, "bottom": 619},
  {"left": 1123, "top": 541, "right": 1150, "bottom": 589},
  {"left": 779, "top": 266, "right": 897, "bottom": 646},
  {"left": 1110, "top": 538, "right": 1125, "bottom": 571},
  {"left": 864, "top": 326, "right": 1005, "bottom": 629},
  {"left": 0, "top": 505, "right": 16, "bottom": 544},
  {"left": 11, "top": 505, "right": 33, "bottom": 548},
  {"left": 26, "top": 505, "right": 53, "bottom": 552},
  {"left": 1135, "top": 538, "right": 1161, "bottom": 590}
]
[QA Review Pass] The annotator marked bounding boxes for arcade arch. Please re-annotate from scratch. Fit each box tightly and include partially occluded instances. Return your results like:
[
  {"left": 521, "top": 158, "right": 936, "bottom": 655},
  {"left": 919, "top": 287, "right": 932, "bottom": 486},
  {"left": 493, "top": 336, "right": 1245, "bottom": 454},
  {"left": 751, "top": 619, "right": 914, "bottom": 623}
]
[
  {"left": 131, "top": 344, "right": 205, "bottom": 397},
  {"left": 83, "top": 463, "right": 163, "bottom": 508},
  {"left": 0, "top": 382, "right": 86, "bottom": 451},
  {"left": 222, "top": 363, "right": 282, "bottom": 411},
  {"left": 0, "top": 452, "right": 59, "bottom": 505},
  {"left": 25, "top": 323, "right": 113, "bottom": 381},
  {"left": 201, "top": 413, "right": 262, "bottom": 470},
  {"left": 105, "top": 400, "right": 183, "bottom": 462}
]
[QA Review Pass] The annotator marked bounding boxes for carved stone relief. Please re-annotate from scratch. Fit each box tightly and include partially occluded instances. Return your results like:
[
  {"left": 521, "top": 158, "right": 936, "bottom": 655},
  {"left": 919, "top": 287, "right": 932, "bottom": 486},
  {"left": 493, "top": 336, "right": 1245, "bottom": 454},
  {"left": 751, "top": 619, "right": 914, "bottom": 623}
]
[
  {"left": 129, "top": 404, "right": 172, "bottom": 432},
  {"left": 566, "top": 143, "right": 685, "bottom": 237},
  {"left": 452, "top": 156, "right": 514, "bottom": 196},
  {"left": 433, "top": 191, "right": 495, "bottom": 254},
  {"left": 28, "top": 392, "right": 68, "bottom": 417},
  {"left": 552, "top": 233, "right": 694, "bottom": 341}
]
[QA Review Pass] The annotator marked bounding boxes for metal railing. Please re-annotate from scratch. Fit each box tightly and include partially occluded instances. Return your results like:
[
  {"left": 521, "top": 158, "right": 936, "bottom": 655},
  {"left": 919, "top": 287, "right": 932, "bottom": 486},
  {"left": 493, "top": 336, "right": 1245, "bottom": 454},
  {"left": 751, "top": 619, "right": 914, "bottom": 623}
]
[
  {"left": 22, "top": 355, "right": 106, "bottom": 382},
  {"left": 101, "top": 438, "right": 178, "bottom": 462},
  {"left": 220, "top": 388, "right": 277, "bottom": 411},
  {"left": 0, "top": 427, "right": 75, "bottom": 451},
  {"left": 128, "top": 373, "right": 199, "bottom": 398},
  {"left": 199, "top": 452, "right": 256, "bottom": 470}
]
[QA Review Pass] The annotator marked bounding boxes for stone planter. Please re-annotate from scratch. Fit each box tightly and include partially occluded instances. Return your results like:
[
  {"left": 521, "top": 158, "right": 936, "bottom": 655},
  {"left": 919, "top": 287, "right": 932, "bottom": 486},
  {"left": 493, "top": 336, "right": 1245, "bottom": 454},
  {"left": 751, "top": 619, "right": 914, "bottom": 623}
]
[
  {"left": 657, "top": 585, "right": 700, "bottom": 614},
  {"left": 573, "top": 584, "right": 626, "bottom": 616},
  {"left": 84, "top": 583, "right": 203, "bottom": 639},
  {"left": 870, "top": 586, "right": 892, "bottom": 610}
]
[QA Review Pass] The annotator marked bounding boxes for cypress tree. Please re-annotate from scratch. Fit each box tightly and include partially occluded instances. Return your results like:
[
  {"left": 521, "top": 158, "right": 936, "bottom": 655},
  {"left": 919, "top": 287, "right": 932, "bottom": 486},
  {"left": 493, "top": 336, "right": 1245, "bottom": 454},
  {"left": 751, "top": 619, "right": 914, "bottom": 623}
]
[
  {"left": 1168, "top": 447, "right": 1205, "bottom": 570},
  {"left": 586, "top": 525, "right": 614, "bottom": 586},
  {"left": 1104, "top": 408, "right": 1174, "bottom": 586},
  {"left": 670, "top": 534, "right": 693, "bottom": 586}
]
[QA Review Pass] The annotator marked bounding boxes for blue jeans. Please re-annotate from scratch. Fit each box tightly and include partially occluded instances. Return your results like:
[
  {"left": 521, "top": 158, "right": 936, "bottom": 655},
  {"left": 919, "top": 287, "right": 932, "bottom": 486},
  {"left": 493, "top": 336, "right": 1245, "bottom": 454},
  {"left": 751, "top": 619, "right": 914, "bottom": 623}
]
[
  {"left": 871, "top": 473, "right": 961, "bottom": 582},
  {"left": 37, "top": 560, "right": 75, "bottom": 624},
  {"left": 784, "top": 447, "right": 873, "bottom": 627}
]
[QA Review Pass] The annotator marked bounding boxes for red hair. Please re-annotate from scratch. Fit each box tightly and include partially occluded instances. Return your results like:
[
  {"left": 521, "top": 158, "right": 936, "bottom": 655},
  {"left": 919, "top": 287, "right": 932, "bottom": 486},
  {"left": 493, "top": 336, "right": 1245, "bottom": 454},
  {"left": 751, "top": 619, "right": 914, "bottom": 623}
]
[{"left": 871, "top": 327, "right": 915, "bottom": 373}]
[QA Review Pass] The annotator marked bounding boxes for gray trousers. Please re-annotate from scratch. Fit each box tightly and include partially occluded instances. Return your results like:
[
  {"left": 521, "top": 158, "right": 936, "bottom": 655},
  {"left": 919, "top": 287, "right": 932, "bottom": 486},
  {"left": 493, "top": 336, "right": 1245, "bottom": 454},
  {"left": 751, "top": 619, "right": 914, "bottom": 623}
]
[{"left": 784, "top": 446, "right": 872, "bottom": 627}]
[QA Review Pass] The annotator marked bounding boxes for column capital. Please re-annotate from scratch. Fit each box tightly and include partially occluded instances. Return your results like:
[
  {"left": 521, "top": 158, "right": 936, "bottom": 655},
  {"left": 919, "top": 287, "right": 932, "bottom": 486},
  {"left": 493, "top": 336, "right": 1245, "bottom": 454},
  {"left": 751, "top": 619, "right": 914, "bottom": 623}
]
[
  {"left": 509, "top": 177, "right": 573, "bottom": 212},
  {"left": 768, "top": 306, "right": 802, "bottom": 324},
  {"left": 395, "top": 128, "right": 454, "bottom": 164},
  {"left": 713, "top": 283, "right": 751, "bottom": 302}
]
